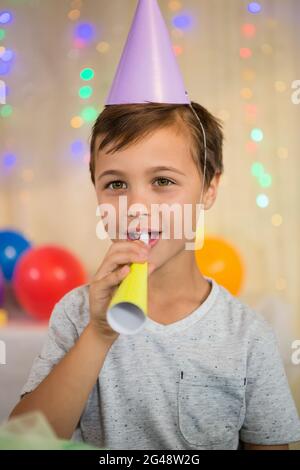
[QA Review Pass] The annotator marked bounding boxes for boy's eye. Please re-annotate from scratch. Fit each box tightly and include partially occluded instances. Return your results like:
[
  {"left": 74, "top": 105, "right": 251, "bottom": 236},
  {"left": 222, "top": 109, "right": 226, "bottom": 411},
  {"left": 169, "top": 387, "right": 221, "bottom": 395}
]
[
  {"left": 153, "top": 177, "right": 175, "bottom": 187},
  {"left": 105, "top": 180, "right": 127, "bottom": 190},
  {"left": 104, "top": 177, "right": 175, "bottom": 191}
]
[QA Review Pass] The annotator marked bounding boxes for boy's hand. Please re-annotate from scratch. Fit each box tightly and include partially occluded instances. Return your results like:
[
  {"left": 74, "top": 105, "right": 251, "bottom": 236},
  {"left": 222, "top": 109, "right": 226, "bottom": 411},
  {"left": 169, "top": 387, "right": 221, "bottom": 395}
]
[{"left": 88, "top": 239, "right": 155, "bottom": 343}]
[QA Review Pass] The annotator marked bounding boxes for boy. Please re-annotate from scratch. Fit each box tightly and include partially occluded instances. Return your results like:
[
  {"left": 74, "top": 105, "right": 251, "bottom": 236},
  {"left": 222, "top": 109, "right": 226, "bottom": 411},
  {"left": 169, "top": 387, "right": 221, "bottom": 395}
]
[
  {"left": 10, "top": 0, "right": 300, "bottom": 450},
  {"left": 10, "top": 101, "right": 300, "bottom": 450}
]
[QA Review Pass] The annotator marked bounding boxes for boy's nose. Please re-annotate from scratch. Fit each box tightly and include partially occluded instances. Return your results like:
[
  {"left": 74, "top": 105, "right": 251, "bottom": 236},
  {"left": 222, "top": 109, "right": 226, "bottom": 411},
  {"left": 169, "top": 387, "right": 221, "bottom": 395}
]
[
  {"left": 127, "top": 193, "right": 151, "bottom": 219},
  {"left": 127, "top": 212, "right": 149, "bottom": 231},
  {"left": 128, "top": 209, "right": 149, "bottom": 218}
]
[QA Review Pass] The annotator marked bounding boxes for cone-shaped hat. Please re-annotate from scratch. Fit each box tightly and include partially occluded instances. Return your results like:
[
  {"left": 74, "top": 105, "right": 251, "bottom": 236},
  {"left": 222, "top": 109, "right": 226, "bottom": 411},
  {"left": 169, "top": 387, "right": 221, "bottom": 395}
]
[{"left": 105, "top": 0, "right": 190, "bottom": 105}]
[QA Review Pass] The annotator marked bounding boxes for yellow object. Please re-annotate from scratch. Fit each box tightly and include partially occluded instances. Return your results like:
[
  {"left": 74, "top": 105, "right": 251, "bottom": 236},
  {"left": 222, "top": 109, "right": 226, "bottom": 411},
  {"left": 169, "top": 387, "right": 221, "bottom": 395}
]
[
  {"left": 0, "top": 309, "right": 8, "bottom": 328},
  {"left": 107, "top": 232, "right": 149, "bottom": 335},
  {"left": 195, "top": 236, "right": 245, "bottom": 296}
]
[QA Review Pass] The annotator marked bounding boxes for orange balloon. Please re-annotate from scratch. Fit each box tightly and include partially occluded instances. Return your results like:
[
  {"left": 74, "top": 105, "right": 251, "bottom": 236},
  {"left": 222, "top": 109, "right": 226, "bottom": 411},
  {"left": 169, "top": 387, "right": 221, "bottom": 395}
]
[{"left": 195, "top": 236, "right": 245, "bottom": 296}]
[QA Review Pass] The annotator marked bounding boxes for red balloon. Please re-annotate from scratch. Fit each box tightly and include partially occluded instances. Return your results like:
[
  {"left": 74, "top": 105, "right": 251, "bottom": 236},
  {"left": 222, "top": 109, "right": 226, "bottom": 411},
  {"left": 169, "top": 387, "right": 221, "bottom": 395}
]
[{"left": 13, "top": 245, "right": 87, "bottom": 321}]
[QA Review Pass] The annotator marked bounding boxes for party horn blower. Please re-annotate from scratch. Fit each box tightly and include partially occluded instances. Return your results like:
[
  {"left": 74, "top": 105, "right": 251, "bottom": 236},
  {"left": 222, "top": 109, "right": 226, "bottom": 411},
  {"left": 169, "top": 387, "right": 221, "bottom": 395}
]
[{"left": 106, "top": 232, "right": 149, "bottom": 335}]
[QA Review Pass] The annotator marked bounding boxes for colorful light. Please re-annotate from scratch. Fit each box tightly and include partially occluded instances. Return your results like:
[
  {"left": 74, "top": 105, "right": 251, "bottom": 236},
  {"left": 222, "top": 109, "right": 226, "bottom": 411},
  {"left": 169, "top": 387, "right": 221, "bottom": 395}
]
[
  {"left": 0, "top": 81, "right": 10, "bottom": 97},
  {"left": 68, "top": 9, "right": 80, "bottom": 21},
  {"left": 96, "top": 42, "right": 110, "bottom": 54},
  {"left": 248, "top": 2, "right": 262, "bottom": 14},
  {"left": 172, "top": 13, "right": 193, "bottom": 31},
  {"left": 259, "top": 173, "right": 272, "bottom": 188},
  {"left": 80, "top": 68, "right": 94, "bottom": 81},
  {"left": 240, "top": 48, "right": 252, "bottom": 59},
  {"left": 173, "top": 44, "right": 183, "bottom": 56},
  {"left": 79, "top": 85, "right": 93, "bottom": 99},
  {"left": 169, "top": 1, "right": 182, "bottom": 12},
  {"left": 251, "top": 128, "right": 264, "bottom": 142},
  {"left": 256, "top": 194, "right": 269, "bottom": 208},
  {"left": 0, "top": 62, "right": 11, "bottom": 75},
  {"left": 0, "top": 29, "right": 5, "bottom": 41},
  {"left": 81, "top": 106, "right": 98, "bottom": 122},
  {"left": 245, "top": 104, "right": 257, "bottom": 115},
  {"left": 70, "top": 116, "right": 84, "bottom": 128},
  {"left": 75, "top": 23, "right": 95, "bottom": 42},
  {"left": 251, "top": 162, "right": 264, "bottom": 177},
  {"left": 1, "top": 48, "right": 13, "bottom": 62},
  {"left": 241, "top": 88, "right": 253, "bottom": 100},
  {"left": 3, "top": 153, "right": 16, "bottom": 168},
  {"left": 73, "top": 38, "right": 87, "bottom": 49},
  {"left": 242, "top": 23, "right": 256, "bottom": 38},
  {"left": 0, "top": 104, "right": 12, "bottom": 117},
  {"left": 272, "top": 214, "right": 283, "bottom": 227},
  {"left": 246, "top": 141, "right": 257, "bottom": 153},
  {"left": 71, "top": 140, "right": 85, "bottom": 156},
  {"left": 245, "top": 104, "right": 257, "bottom": 121},
  {"left": 0, "top": 11, "right": 12, "bottom": 25},
  {"left": 0, "top": 308, "right": 8, "bottom": 327}
]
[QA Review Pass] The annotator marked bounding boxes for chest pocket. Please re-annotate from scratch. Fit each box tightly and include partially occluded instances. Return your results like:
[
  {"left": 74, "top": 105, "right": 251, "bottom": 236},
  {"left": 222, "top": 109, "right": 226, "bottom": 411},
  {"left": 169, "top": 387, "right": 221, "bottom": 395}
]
[{"left": 177, "top": 373, "right": 245, "bottom": 449}]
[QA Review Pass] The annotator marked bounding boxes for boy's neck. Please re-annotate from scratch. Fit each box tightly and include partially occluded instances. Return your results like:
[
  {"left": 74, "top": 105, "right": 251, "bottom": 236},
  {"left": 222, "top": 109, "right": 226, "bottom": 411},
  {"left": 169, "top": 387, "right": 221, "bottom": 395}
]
[{"left": 148, "top": 247, "right": 210, "bottom": 310}]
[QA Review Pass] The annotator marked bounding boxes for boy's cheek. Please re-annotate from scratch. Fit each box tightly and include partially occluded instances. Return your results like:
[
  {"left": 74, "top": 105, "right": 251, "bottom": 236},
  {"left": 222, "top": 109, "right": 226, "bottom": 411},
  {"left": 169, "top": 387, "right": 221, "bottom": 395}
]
[{"left": 151, "top": 236, "right": 186, "bottom": 262}]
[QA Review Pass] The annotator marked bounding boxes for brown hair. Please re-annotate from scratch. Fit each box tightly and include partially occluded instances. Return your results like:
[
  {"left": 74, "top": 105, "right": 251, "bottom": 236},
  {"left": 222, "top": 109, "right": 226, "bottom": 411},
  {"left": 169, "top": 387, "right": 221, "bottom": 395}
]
[{"left": 89, "top": 101, "right": 224, "bottom": 190}]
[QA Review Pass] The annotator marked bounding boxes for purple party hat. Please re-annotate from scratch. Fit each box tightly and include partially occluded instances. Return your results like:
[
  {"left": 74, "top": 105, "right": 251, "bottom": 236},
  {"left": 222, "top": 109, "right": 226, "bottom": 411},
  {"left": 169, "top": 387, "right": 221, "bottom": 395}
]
[{"left": 105, "top": 0, "right": 190, "bottom": 105}]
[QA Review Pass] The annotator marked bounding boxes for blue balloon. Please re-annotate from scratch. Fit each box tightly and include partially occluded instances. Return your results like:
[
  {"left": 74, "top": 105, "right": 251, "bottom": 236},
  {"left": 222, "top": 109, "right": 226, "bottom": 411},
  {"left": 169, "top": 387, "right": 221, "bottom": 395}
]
[
  {"left": 0, "top": 267, "right": 4, "bottom": 306},
  {"left": 0, "top": 230, "right": 32, "bottom": 281}
]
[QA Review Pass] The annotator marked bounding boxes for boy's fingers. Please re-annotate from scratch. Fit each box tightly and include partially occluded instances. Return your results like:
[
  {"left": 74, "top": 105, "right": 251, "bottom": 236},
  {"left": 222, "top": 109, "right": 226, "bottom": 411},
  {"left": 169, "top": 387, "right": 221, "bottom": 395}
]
[
  {"left": 94, "top": 252, "right": 149, "bottom": 281},
  {"left": 94, "top": 245, "right": 149, "bottom": 280},
  {"left": 98, "top": 265, "right": 130, "bottom": 291}
]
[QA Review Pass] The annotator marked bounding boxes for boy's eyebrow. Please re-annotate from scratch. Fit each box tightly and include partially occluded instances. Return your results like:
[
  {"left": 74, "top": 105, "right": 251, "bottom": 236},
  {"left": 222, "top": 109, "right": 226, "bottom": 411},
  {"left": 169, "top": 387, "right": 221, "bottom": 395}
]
[{"left": 97, "top": 166, "right": 185, "bottom": 180}]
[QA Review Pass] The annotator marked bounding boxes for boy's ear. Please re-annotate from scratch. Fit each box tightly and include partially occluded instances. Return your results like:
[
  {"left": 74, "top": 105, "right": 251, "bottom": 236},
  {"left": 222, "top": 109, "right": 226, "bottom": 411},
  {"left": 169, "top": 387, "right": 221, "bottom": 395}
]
[{"left": 203, "top": 172, "right": 222, "bottom": 210}]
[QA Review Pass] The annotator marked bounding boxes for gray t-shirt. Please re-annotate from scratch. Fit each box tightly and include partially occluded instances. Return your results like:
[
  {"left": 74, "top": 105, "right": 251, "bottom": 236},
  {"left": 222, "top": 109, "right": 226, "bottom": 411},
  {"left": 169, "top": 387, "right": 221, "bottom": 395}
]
[{"left": 20, "top": 277, "right": 300, "bottom": 450}]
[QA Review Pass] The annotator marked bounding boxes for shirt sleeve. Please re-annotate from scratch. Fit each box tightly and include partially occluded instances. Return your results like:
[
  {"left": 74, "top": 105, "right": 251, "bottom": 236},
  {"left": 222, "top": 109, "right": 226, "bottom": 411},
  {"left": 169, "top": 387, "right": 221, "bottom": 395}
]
[
  {"left": 240, "top": 320, "right": 300, "bottom": 446},
  {"left": 20, "top": 295, "right": 79, "bottom": 398}
]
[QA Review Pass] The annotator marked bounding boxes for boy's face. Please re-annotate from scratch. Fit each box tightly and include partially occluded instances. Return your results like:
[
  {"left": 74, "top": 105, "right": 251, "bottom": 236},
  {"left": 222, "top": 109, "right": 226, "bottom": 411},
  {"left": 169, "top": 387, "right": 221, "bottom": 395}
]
[{"left": 94, "top": 124, "right": 219, "bottom": 270}]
